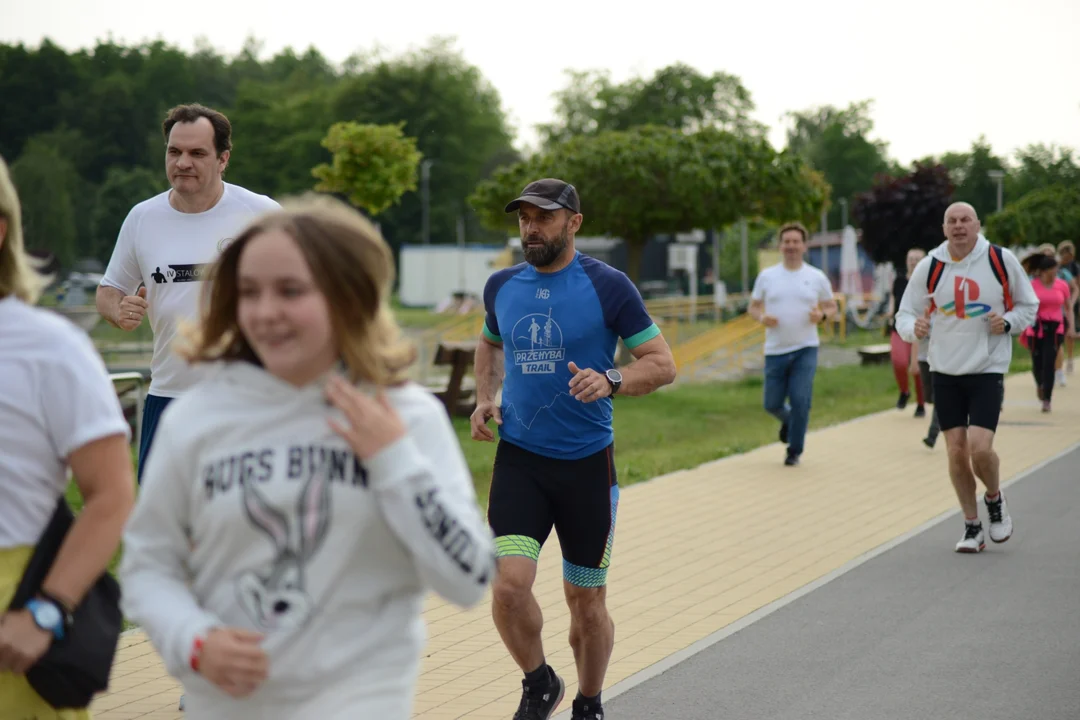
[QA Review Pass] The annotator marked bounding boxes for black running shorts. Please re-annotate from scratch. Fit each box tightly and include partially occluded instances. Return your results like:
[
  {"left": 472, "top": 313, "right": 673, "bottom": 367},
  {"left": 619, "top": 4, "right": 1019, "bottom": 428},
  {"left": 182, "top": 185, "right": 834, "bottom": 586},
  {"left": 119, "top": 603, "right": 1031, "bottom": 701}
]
[
  {"left": 931, "top": 372, "right": 1005, "bottom": 433},
  {"left": 487, "top": 439, "right": 619, "bottom": 588}
]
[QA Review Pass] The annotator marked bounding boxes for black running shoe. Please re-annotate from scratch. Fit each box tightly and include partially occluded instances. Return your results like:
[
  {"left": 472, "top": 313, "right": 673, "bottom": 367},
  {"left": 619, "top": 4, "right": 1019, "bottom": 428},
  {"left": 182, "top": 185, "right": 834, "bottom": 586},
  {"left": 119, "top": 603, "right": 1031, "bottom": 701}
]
[
  {"left": 572, "top": 698, "right": 604, "bottom": 720},
  {"left": 784, "top": 449, "right": 800, "bottom": 466},
  {"left": 513, "top": 670, "right": 565, "bottom": 720},
  {"left": 779, "top": 421, "right": 789, "bottom": 444},
  {"left": 897, "top": 391, "right": 910, "bottom": 410}
]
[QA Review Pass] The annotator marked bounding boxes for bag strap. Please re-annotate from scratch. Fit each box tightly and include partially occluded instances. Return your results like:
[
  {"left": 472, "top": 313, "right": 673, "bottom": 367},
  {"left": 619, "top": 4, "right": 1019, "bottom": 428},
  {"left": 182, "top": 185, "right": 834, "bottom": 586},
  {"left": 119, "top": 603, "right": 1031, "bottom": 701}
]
[
  {"left": 987, "top": 244, "right": 1014, "bottom": 312},
  {"left": 8, "top": 497, "right": 75, "bottom": 611},
  {"left": 925, "top": 256, "right": 944, "bottom": 314}
]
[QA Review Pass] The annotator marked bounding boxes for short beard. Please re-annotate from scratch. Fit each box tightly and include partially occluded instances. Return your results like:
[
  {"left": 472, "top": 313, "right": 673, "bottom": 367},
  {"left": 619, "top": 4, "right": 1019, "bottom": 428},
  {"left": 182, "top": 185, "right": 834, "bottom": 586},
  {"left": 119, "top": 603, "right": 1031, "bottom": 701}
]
[{"left": 522, "top": 223, "right": 569, "bottom": 268}]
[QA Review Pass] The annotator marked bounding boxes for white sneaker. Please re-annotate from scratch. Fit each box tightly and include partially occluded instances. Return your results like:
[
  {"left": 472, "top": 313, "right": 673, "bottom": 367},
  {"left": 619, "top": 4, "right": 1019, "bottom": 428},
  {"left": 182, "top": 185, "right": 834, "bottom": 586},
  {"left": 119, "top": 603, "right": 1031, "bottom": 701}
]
[
  {"left": 955, "top": 522, "right": 985, "bottom": 553},
  {"left": 1056, "top": 369, "right": 1066, "bottom": 387},
  {"left": 985, "top": 493, "right": 1013, "bottom": 543}
]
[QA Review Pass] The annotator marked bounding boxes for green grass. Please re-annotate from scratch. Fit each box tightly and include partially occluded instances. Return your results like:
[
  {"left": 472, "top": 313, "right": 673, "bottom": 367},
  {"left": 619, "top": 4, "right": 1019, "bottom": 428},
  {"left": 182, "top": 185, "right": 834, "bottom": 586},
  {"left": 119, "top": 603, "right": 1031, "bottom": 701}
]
[
  {"left": 90, "top": 320, "right": 155, "bottom": 345},
  {"left": 69, "top": 357, "right": 1046, "bottom": 633},
  {"left": 452, "top": 362, "right": 905, "bottom": 508},
  {"left": 68, "top": 364, "right": 899, "bottom": 567},
  {"left": 824, "top": 325, "right": 887, "bottom": 349}
]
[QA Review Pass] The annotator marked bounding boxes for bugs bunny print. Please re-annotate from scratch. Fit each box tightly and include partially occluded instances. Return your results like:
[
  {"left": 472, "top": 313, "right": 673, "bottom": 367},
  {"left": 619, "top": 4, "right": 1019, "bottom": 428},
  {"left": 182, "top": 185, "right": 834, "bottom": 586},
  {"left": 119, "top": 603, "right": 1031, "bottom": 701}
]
[{"left": 236, "top": 464, "right": 332, "bottom": 631}]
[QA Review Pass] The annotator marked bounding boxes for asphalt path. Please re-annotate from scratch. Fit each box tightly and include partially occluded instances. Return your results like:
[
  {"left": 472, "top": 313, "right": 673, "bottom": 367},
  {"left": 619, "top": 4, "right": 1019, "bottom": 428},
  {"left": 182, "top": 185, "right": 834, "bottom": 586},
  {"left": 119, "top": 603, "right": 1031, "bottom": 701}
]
[{"left": 593, "top": 444, "right": 1080, "bottom": 720}]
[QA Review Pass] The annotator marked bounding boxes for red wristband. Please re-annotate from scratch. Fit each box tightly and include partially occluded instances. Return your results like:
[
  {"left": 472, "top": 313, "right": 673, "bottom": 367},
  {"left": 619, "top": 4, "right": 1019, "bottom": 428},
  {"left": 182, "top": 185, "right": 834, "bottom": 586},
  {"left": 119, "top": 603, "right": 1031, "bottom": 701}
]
[{"left": 189, "top": 635, "right": 205, "bottom": 672}]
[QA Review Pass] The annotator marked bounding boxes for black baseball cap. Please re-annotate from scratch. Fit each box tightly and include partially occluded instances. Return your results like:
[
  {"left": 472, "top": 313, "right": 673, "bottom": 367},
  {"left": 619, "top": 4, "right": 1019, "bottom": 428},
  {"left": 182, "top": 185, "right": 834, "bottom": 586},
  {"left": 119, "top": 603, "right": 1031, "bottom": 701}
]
[{"left": 504, "top": 178, "right": 581, "bottom": 214}]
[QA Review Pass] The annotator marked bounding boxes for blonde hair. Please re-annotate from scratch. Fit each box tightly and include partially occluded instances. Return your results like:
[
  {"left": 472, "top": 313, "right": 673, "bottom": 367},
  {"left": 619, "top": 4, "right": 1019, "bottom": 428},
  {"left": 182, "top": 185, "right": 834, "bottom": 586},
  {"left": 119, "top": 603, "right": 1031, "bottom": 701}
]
[
  {"left": 1038, "top": 243, "right": 1057, "bottom": 257},
  {"left": 0, "top": 155, "right": 49, "bottom": 303},
  {"left": 180, "top": 193, "right": 416, "bottom": 385}
]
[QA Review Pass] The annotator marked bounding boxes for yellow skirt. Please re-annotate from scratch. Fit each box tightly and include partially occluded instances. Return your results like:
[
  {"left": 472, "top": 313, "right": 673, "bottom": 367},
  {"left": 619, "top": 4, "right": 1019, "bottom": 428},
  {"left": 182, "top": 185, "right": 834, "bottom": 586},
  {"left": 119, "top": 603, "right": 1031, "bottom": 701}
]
[{"left": 0, "top": 545, "right": 91, "bottom": 720}]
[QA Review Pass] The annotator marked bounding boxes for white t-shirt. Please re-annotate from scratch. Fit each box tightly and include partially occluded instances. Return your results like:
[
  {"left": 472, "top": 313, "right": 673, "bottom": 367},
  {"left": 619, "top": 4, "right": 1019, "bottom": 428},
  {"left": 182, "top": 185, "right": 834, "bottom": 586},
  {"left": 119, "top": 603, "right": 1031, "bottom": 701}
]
[
  {"left": 751, "top": 262, "right": 834, "bottom": 356},
  {"left": 100, "top": 183, "right": 280, "bottom": 398},
  {"left": 0, "top": 296, "right": 131, "bottom": 548}
]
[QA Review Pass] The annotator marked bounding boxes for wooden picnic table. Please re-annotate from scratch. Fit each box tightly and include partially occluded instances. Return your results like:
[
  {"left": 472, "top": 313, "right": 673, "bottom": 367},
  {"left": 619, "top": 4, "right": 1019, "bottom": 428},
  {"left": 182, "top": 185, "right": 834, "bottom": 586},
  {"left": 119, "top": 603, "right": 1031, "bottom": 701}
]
[{"left": 432, "top": 340, "right": 478, "bottom": 417}]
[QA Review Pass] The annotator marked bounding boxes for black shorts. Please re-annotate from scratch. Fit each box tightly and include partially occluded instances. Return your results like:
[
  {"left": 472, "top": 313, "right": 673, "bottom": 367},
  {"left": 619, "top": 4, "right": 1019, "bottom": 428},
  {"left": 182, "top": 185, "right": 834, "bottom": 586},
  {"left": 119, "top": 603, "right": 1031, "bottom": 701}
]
[
  {"left": 931, "top": 372, "right": 1004, "bottom": 433},
  {"left": 487, "top": 439, "right": 619, "bottom": 588}
]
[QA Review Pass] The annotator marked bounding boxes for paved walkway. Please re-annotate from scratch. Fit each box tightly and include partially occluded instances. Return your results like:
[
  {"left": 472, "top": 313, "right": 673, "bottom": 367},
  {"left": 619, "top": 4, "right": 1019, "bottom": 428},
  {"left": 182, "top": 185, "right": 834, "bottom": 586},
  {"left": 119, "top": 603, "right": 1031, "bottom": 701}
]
[{"left": 88, "top": 371, "right": 1079, "bottom": 719}]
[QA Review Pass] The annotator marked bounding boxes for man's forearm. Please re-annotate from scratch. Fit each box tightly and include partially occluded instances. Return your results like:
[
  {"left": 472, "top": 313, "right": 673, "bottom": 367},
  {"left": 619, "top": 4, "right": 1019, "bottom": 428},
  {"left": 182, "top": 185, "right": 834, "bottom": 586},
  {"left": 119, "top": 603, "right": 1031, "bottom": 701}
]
[
  {"left": 616, "top": 353, "right": 676, "bottom": 397},
  {"left": 96, "top": 286, "right": 125, "bottom": 328},
  {"left": 474, "top": 339, "right": 504, "bottom": 403}
]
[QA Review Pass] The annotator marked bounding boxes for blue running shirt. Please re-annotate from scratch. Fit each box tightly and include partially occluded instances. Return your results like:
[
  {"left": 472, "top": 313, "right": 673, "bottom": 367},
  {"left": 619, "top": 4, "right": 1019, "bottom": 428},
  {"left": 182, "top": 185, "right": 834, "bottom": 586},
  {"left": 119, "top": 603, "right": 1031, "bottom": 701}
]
[{"left": 482, "top": 252, "right": 660, "bottom": 460}]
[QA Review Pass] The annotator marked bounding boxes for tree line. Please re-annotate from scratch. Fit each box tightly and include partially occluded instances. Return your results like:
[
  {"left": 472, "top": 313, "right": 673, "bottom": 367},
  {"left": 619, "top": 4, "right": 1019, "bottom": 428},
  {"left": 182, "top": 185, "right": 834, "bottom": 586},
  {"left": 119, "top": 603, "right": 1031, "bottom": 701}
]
[
  {"left": 2, "top": 35, "right": 1076, "bottom": 282},
  {"left": 0, "top": 36, "right": 517, "bottom": 273}
]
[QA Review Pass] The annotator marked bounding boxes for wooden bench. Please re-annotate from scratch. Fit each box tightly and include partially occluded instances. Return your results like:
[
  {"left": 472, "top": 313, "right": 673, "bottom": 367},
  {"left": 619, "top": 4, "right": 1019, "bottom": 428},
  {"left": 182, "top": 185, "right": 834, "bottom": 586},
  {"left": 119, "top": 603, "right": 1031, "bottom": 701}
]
[
  {"left": 432, "top": 340, "right": 478, "bottom": 417},
  {"left": 856, "top": 343, "right": 892, "bottom": 366}
]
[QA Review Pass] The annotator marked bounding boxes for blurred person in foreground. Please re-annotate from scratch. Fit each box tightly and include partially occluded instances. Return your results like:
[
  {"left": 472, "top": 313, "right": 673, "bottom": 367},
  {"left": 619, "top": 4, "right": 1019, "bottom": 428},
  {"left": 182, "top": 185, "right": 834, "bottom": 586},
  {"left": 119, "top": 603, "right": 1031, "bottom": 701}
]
[
  {"left": 0, "top": 155, "right": 135, "bottom": 717},
  {"left": 118, "top": 194, "right": 494, "bottom": 719}
]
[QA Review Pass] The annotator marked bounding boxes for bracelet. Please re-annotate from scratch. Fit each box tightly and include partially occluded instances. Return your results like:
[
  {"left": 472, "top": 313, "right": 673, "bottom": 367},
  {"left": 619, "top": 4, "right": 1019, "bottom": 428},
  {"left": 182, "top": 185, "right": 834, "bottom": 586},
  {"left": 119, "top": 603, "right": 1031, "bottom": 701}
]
[{"left": 189, "top": 635, "right": 205, "bottom": 672}]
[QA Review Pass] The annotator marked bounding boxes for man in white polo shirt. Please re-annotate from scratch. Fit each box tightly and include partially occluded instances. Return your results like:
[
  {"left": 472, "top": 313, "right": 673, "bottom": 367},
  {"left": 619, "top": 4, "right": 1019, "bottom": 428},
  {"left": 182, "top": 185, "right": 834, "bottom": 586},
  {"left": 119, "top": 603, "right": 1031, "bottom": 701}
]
[
  {"left": 97, "top": 103, "right": 279, "bottom": 484},
  {"left": 748, "top": 222, "right": 837, "bottom": 466}
]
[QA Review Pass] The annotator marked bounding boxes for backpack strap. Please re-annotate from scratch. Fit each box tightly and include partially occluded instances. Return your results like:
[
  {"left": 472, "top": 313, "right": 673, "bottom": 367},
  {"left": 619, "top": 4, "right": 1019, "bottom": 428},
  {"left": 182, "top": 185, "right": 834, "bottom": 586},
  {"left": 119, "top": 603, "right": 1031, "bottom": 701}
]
[
  {"left": 987, "top": 244, "right": 1014, "bottom": 312},
  {"left": 925, "top": 256, "right": 944, "bottom": 314}
]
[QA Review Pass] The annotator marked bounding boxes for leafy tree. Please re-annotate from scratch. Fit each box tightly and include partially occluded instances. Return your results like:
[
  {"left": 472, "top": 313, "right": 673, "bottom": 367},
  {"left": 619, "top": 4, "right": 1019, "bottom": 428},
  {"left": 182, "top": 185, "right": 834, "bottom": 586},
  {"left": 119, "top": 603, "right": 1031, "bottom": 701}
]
[
  {"left": 1005, "top": 144, "right": 1080, "bottom": 201},
  {"left": 917, "top": 136, "right": 1006, "bottom": 217},
  {"left": 0, "top": 39, "right": 81, "bottom": 162},
  {"left": 226, "top": 80, "right": 336, "bottom": 197},
  {"left": 470, "top": 125, "right": 826, "bottom": 282},
  {"left": 983, "top": 184, "right": 1080, "bottom": 247},
  {"left": 312, "top": 121, "right": 422, "bottom": 215},
  {"left": 333, "top": 37, "right": 515, "bottom": 245},
  {"left": 784, "top": 100, "right": 896, "bottom": 230},
  {"left": 538, "top": 63, "right": 762, "bottom": 147},
  {"left": 11, "top": 139, "right": 80, "bottom": 268},
  {"left": 852, "top": 163, "right": 955, "bottom": 272},
  {"left": 90, "top": 166, "right": 168, "bottom": 262}
]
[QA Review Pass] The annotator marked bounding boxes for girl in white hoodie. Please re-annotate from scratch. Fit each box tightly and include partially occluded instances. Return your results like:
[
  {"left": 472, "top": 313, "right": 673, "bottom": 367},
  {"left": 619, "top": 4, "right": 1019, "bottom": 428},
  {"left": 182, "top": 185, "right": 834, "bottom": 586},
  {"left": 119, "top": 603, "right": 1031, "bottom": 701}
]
[{"left": 118, "top": 194, "right": 495, "bottom": 719}]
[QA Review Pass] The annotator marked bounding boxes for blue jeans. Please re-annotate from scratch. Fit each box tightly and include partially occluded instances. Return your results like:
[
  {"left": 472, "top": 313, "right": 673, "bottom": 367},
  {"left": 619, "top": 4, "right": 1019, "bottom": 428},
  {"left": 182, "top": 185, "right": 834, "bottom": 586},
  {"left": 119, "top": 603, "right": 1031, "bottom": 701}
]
[
  {"left": 763, "top": 346, "right": 818, "bottom": 455},
  {"left": 137, "top": 393, "right": 173, "bottom": 484}
]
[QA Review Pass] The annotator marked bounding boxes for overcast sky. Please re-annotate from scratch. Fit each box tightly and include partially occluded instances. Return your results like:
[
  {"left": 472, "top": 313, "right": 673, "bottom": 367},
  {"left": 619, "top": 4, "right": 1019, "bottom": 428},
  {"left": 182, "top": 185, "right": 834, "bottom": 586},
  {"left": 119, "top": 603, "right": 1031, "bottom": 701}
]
[{"left": 5, "top": 0, "right": 1078, "bottom": 166}]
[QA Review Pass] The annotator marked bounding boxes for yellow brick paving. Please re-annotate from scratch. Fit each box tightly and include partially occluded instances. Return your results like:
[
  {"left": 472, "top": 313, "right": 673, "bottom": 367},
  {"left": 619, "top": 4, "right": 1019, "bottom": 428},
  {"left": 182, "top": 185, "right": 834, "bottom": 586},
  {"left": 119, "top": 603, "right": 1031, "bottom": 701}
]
[{"left": 89, "top": 372, "right": 1079, "bottom": 719}]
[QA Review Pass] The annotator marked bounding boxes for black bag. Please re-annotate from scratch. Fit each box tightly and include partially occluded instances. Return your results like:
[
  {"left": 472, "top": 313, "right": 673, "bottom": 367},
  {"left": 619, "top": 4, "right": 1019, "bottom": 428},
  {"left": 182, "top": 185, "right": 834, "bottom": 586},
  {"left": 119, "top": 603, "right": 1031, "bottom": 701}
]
[{"left": 7, "top": 496, "right": 124, "bottom": 709}]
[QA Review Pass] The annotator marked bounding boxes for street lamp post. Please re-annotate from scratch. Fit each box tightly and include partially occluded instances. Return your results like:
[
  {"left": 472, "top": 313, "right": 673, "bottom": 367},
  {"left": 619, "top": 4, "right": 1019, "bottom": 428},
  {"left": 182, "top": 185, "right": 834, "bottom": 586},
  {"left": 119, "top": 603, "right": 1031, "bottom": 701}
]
[
  {"left": 421, "top": 159, "right": 435, "bottom": 244},
  {"left": 987, "top": 169, "right": 1005, "bottom": 213}
]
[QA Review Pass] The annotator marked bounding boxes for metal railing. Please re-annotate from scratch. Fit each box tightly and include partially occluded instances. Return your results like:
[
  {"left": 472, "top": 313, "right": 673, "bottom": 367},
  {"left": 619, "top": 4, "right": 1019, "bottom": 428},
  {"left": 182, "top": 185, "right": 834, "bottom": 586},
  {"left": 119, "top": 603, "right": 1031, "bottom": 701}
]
[
  {"left": 645, "top": 292, "right": 751, "bottom": 324},
  {"left": 670, "top": 314, "right": 765, "bottom": 381},
  {"left": 110, "top": 372, "right": 147, "bottom": 449}
]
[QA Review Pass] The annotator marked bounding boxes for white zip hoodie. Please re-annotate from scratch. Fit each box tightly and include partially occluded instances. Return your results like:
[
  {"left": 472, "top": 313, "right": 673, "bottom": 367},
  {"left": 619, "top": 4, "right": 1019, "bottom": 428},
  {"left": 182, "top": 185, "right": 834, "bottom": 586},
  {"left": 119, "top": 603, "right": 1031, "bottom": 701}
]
[
  {"left": 119, "top": 361, "right": 495, "bottom": 720},
  {"left": 896, "top": 234, "right": 1038, "bottom": 375}
]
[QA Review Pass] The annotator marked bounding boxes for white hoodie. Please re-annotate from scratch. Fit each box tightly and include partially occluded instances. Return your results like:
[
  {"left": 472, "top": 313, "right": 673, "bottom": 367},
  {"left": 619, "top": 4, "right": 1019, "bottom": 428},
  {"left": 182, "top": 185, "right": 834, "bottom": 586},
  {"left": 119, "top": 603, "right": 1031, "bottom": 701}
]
[
  {"left": 896, "top": 234, "right": 1038, "bottom": 375},
  {"left": 119, "top": 362, "right": 495, "bottom": 720}
]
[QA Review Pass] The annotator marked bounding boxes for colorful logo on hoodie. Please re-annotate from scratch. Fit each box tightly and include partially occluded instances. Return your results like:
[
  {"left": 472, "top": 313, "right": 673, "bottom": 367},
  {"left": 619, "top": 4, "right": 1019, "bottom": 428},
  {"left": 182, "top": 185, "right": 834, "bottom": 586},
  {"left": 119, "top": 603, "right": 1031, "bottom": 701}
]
[{"left": 939, "top": 276, "right": 991, "bottom": 319}]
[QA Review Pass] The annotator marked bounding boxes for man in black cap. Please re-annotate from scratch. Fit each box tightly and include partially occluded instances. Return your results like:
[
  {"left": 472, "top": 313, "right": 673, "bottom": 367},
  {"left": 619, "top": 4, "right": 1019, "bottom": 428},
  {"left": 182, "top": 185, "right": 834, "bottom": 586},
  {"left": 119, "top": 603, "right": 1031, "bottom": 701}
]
[{"left": 470, "top": 178, "right": 676, "bottom": 719}]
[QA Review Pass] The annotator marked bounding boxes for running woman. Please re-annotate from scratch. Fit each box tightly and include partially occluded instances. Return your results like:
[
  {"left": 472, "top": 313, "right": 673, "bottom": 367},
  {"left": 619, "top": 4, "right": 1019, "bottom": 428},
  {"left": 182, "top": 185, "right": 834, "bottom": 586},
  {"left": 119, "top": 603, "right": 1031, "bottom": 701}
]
[{"left": 118, "top": 195, "right": 494, "bottom": 719}]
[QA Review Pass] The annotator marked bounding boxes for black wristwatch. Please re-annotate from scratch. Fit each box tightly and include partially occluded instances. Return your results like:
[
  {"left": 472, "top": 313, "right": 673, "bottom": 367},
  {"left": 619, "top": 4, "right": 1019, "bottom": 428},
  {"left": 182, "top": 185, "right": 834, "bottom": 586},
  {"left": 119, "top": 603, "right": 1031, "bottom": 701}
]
[
  {"left": 605, "top": 368, "right": 622, "bottom": 396},
  {"left": 1003, "top": 319, "right": 1012, "bottom": 334}
]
